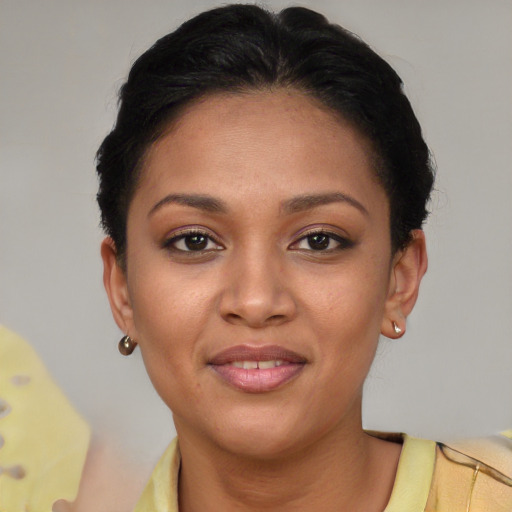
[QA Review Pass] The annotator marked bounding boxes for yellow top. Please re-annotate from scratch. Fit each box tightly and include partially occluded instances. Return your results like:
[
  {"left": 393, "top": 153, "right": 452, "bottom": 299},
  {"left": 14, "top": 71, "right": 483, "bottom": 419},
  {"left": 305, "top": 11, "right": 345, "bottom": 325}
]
[
  {"left": 0, "top": 325, "right": 90, "bottom": 511},
  {"left": 135, "top": 432, "right": 512, "bottom": 511}
]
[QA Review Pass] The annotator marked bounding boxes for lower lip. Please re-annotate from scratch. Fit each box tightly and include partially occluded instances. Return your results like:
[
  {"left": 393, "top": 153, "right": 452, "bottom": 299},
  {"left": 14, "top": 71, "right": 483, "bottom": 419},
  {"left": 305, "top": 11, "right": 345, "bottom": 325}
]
[{"left": 211, "top": 364, "right": 304, "bottom": 393}]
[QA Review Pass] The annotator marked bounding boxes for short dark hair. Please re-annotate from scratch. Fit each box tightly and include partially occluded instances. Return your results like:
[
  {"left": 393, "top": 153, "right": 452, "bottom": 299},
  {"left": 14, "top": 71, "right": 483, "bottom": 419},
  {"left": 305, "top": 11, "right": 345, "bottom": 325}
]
[{"left": 96, "top": 4, "right": 434, "bottom": 260}]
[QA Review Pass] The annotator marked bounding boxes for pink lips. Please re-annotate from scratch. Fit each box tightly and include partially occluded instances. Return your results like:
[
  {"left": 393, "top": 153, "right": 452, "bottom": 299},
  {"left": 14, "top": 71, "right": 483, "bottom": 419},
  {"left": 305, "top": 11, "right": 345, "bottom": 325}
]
[{"left": 208, "top": 345, "right": 306, "bottom": 393}]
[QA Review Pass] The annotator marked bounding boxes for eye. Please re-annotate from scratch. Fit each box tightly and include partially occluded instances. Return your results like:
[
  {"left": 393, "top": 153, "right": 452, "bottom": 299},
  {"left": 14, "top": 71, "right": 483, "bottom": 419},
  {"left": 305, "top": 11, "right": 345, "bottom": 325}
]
[
  {"left": 292, "top": 230, "right": 353, "bottom": 252},
  {"left": 164, "top": 230, "right": 223, "bottom": 253}
]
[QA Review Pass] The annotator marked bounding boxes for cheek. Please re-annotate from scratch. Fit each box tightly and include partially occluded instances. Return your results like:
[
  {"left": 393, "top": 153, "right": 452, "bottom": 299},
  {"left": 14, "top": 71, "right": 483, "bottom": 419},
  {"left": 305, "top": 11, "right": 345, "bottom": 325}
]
[
  {"left": 129, "top": 258, "right": 213, "bottom": 338},
  {"left": 130, "top": 282, "right": 210, "bottom": 413},
  {"left": 299, "top": 257, "right": 390, "bottom": 371},
  {"left": 126, "top": 262, "right": 215, "bottom": 391},
  {"left": 302, "top": 260, "right": 389, "bottom": 330}
]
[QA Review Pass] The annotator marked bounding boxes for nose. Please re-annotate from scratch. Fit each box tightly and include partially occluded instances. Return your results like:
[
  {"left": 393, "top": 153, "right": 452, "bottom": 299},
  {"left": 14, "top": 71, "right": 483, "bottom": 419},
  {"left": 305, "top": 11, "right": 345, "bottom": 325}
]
[{"left": 218, "top": 248, "right": 297, "bottom": 328}]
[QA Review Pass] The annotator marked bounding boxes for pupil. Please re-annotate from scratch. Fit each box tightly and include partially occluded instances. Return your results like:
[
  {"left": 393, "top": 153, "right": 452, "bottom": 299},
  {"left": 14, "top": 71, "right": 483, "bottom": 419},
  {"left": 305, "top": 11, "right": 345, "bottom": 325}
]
[
  {"left": 308, "top": 234, "right": 329, "bottom": 250},
  {"left": 185, "top": 235, "right": 207, "bottom": 250}
]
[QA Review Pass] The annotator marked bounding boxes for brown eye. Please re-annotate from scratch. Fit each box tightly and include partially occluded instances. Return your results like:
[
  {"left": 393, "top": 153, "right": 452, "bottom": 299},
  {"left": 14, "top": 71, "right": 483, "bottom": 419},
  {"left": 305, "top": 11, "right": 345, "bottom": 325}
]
[
  {"left": 184, "top": 234, "right": 208, "bottom": 250},
  {"left": 307, "top": 234, "right": 330, "bottom": 250},
  {"left": 292, "top": 230, "right": 353, "bottom": 252},
  {"left": 164, "top": 230, "right": 223, "bottom": 253}
]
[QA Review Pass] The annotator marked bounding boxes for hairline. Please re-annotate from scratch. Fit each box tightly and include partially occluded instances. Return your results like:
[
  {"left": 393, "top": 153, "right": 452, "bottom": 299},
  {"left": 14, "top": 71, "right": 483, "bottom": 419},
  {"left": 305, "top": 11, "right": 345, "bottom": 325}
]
[{"left": 116, "top": 85, "right": 396, "bottom": 267}]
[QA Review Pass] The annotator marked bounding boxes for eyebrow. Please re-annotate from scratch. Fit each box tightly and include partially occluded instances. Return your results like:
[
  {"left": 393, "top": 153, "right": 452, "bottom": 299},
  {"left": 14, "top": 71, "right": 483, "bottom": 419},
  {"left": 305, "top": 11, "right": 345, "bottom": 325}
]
[
  {"left": 148, "top": 191, "right": 368, "bottom": 218},
  {"left": 282, "top": 192, "right": 369, "bottom": 216},
  {"left": 148, "top": 193, "right": 228, "bottom": 217}
]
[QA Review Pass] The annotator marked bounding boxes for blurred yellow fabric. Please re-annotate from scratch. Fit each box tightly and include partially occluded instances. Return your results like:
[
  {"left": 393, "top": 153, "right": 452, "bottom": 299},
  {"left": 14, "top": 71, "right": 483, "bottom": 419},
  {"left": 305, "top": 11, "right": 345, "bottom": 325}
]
[{"left": 0, "top": 325, "right": 90, "bottom": 511}]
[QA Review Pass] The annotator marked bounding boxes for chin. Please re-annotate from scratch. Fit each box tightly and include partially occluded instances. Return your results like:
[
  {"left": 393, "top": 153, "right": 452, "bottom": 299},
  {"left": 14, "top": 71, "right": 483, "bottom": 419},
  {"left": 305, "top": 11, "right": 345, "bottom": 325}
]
[
  {"left": 219, "top": 430, "right": 303, "bottom": 461},
  {"left": 206, "top": 409, "right": 320, "bottom": 462}
]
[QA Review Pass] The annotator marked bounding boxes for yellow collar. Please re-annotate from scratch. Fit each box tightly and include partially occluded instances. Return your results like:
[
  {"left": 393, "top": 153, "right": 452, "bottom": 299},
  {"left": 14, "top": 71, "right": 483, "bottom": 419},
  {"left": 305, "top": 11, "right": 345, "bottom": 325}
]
[{"left": 134, "top": 434, "right": 436, "bottom": 512}]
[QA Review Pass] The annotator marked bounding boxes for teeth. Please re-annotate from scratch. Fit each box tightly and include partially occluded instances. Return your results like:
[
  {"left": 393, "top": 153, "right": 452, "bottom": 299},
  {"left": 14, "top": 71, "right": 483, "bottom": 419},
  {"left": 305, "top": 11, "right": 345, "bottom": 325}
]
[
  {"left": 230, "top": 360, "right": 284, "bottom": 369},
  {"left": 259, "top": 360, "right": 283, "bottom": 369}
]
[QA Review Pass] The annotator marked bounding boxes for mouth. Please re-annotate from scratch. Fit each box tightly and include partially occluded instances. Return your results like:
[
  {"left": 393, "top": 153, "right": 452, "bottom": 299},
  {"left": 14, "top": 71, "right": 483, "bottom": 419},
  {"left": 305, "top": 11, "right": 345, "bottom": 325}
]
[{"left": 208, "top": 345, "right": 307, "bottom": 393}]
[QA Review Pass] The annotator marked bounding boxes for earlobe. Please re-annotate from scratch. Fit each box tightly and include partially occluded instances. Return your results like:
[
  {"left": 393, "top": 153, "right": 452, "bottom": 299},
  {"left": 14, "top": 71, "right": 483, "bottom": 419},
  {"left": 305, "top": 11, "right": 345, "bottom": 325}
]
[
  {"left": 100, "top": 237, "right": 134, "bottom": 334},
  {"left": 381, "top": 230, "right": 428, "bottom": 339}
]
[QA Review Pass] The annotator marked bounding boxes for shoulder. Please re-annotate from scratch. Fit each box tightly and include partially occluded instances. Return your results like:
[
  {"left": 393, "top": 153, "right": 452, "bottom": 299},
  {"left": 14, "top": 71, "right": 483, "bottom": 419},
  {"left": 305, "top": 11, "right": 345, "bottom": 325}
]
[
  {"left": 376, "top": 430, "right": 512, "bottom": 512},
  {"left": 426, "top": 431, "right": 512, "bottom": 511}
]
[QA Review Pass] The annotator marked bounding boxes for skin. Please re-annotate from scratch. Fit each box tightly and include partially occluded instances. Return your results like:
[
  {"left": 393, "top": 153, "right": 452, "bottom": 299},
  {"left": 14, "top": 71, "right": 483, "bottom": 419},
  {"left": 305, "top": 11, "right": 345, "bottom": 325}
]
[{"left": 102, "top": 90, "right": 427, "bottom": 511}]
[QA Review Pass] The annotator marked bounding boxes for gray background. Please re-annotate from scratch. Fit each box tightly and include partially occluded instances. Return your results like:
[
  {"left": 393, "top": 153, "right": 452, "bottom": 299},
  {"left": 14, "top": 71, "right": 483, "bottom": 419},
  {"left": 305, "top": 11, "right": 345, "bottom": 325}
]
[{"left": 1, "top": 0, "right": 511, "bottom": 471}]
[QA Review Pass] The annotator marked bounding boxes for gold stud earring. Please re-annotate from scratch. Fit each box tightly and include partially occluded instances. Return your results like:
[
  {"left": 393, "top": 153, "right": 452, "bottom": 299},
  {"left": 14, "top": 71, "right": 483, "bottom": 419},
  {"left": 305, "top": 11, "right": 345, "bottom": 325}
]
[
  {"left": 118, "top": 335, "right": 137, "bottom": 356},
  {"left": 393, "top": 322, "right": 403, "bottom": 335}
]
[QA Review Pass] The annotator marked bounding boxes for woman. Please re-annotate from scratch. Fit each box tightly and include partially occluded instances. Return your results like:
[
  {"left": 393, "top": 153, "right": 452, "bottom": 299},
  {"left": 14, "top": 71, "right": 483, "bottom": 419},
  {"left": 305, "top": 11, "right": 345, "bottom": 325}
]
[{"left": 96, "top": 4, "right": 511, "bottom": 511}]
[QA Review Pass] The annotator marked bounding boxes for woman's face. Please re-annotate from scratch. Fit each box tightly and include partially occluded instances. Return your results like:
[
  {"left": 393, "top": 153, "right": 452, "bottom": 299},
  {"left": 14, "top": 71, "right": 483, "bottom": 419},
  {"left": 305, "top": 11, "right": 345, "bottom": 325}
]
[{"left": 105, "top": 90, "right": 420, "bottom": 458}]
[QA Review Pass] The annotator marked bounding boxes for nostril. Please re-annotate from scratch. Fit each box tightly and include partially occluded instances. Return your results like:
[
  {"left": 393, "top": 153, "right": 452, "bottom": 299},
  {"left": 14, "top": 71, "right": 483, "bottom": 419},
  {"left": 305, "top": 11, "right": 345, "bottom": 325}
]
[
  {"left": 219, "top": 275, "right": 296, "bottom": 327},
  {"left": 268, "top": 314, "right": 286, "bottom": 324}
]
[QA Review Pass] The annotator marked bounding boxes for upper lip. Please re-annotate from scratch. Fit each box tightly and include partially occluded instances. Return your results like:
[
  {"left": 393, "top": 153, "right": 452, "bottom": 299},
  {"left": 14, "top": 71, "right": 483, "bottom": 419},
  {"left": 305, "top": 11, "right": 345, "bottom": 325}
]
[{"left": 208, "top": 345, "right": 307, "bottom": 365}]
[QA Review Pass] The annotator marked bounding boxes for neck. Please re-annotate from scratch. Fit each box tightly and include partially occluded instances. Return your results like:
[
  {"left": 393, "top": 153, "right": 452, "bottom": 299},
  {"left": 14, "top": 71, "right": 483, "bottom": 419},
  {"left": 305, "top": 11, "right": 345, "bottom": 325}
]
[{"left": 175, "top": 409, "right": 401, "bottom": 512}]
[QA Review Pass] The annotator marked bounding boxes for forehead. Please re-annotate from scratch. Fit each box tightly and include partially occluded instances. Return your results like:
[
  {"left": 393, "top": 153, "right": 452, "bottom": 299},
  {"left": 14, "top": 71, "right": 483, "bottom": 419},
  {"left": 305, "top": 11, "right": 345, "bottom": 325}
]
[{"left": 136, "top": 90, "right": 387, "bottom": 215}]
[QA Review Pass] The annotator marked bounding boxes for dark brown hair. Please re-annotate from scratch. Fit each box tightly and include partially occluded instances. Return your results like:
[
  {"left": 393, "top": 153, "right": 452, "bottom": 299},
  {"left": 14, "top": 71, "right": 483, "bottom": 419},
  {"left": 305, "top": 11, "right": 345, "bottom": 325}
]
[{"left": 96, "top": 4, "right": 434, "bottom": 259}]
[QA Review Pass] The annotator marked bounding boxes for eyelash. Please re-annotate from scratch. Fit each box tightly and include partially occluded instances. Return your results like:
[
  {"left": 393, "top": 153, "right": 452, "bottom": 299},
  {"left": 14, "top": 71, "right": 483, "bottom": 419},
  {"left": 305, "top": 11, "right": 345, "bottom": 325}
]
[
  {"left": 290, "top": 229, "right": 354, "bottom": 253},
  {"left": 163, "top": 229, "right": 223, "bottom": 253},
  {"left": 162, "top": 228, "right": 353, "bottom": 255}
]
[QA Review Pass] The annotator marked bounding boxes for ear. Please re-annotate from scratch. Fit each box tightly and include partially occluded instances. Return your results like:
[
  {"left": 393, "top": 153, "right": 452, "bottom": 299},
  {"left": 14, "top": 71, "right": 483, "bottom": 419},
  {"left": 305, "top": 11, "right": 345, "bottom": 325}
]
[
  {"left": 381, "top": 229, "right": 428, "bottom": 339},
  {"left": 100, "top": 237, "right": 135, "bottom": 335}
]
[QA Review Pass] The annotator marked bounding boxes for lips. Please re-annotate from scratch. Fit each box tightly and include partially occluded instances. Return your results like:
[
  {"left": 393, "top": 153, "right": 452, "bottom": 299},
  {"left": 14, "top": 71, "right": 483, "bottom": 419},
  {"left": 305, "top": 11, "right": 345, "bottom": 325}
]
[{"left": 208, "top": 345, "right": 306, "bottom": 393}]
